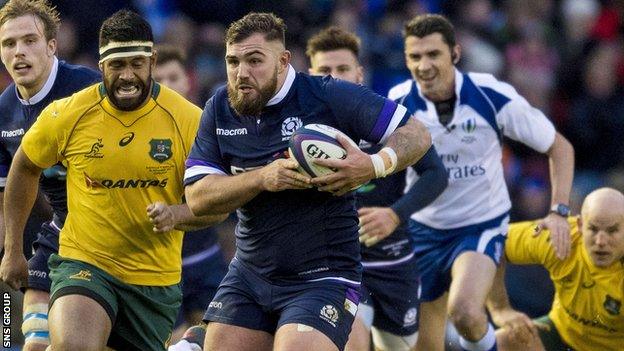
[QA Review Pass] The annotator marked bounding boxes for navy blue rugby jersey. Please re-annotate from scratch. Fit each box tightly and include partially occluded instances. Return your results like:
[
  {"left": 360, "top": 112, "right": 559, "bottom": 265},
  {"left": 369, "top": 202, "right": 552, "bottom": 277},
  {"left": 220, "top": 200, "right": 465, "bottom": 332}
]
[
  {"left": 185, "top": 66, "right": 410, "bottom": 283},
  {"left": 355, "top": 142, "right": 413, "bottom": 264},
  {"left": 0, "top": 58, "right": 100, "bottom": 225}
]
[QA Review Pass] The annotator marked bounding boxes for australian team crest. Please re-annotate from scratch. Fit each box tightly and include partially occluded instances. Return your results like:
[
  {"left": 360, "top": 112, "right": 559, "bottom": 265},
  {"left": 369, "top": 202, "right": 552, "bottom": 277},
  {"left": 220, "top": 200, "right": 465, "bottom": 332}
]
[
  {"left": 149, "top": 139, "right": 172, "bottom": 163},
  {"left": 604, "top": 295, "right": 621, "bottom": 315}
]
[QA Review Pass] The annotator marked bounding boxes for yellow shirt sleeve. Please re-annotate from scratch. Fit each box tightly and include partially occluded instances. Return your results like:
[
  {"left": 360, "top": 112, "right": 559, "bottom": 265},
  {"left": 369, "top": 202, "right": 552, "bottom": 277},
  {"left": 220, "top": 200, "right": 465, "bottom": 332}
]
[
  {"left": 21, "top": 99, "right": 69, "bottom": 168},
  {"left": 506, "top": 217, "right": 578, "bottom": 270}
]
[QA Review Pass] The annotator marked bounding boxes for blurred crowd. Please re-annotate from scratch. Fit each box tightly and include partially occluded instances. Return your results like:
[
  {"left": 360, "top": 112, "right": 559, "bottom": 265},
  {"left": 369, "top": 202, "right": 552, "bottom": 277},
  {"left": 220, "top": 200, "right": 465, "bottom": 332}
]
[{"left": 1, "top": 0, "right": 622, "bottom": 322}]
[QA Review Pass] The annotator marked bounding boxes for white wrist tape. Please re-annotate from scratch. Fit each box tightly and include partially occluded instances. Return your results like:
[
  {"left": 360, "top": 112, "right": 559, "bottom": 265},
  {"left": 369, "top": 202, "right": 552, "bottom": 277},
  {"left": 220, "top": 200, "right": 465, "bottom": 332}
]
[
  {"left": 370, "top": 147, "right": 398, "bottom": 178},
  {"left": 380, "top": 147, "right": 398, "bottom": 174}
]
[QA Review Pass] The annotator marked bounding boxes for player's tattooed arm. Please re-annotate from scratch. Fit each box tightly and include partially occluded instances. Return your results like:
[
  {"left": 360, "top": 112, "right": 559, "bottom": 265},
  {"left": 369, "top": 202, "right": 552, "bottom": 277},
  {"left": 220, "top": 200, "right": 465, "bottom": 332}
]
[{"left": 384, "top": 117, "right": 431, "bottom": 172}]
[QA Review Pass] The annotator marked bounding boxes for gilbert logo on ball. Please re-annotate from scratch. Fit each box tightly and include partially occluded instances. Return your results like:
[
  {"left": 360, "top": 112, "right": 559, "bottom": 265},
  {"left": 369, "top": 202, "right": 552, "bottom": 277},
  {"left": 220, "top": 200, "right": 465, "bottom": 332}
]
[{"left": 288, "top": 124, "right": 357, "bottom": 177}]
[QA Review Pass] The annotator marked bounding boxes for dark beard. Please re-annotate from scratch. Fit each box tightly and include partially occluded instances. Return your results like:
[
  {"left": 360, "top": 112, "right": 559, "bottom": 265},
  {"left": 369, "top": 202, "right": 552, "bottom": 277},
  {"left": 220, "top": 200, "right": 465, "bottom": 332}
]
[
  {"left": 227, "top": 69, "right": 278, "bottom": 116},
  {"left": 106, "top": 69, "right": 152, "bottom": 111}
]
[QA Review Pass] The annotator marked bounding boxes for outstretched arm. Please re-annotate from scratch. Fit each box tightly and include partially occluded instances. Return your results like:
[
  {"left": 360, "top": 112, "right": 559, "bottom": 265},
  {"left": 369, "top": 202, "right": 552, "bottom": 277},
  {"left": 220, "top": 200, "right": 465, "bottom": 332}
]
[
  {"left": 0, "top": 147, "right": 43, "bottom": 289},
  {"left": 147, "top": 202, "right": 228, "bottom": 233},
  {"left": 535, "top": 132, "right": 574, "bottom": 259}
]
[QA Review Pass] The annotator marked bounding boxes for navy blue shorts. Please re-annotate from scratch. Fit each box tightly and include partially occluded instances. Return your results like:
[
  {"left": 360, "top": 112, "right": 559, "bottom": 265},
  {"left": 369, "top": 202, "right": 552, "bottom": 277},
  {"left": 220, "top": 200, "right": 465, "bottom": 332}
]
[
  {"left": 178, "top": 244, "right": 228, "bottom": 320},
  {"left": 360, "top": 254, "right": 420, "bottom": 335},
  {"left": 26, "top": 221, "right": 60, "bottom": 292},
  {"left": 409, "top": 212, "right": 508, "bottom": 302},
  {"left": 204, "top": 258, "right": 360, "bottom": 351}
]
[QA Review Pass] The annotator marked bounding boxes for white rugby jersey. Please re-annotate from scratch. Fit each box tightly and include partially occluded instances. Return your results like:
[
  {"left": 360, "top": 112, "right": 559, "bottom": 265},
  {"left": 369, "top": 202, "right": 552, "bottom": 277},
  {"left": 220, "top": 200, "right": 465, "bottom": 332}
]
[{"left": 388, "top": 70, "right": 555, "bottom": 229}]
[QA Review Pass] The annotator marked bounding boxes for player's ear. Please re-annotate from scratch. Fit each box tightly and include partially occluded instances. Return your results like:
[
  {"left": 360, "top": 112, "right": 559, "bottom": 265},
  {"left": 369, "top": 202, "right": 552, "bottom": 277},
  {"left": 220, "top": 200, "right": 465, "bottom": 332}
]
[
  {"left": 46, "top": 38, "right": 57, "bottom": 57},
  {"left": 150, "top": 50, "right": 158, "bottom": 69},
  {"left": 451, "top": 44, "right": 461, "bottom": 65},
  {"left": 356, "top": 65, "right": 364, "bottom": 85},
  {"left": 278, "top": 50, "right": 291, "bottom": 73}
]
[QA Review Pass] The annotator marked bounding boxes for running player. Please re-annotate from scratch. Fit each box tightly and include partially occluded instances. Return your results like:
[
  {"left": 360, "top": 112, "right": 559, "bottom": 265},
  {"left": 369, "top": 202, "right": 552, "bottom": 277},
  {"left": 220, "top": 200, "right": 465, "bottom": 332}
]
[
  {"left": 388, "top": 14, "right": 574, "bottom": 351},
  {"left": 184, "top": 12, "right": 432, "bottom": 351},
  {"left": 492, "top": 188, "right": 624, "bottom": 351},
  {"left": 307, "top": 26, "right": 447, "bottom": 351},
  {"left": 0, "top": 10, "right": 225, "bottom": 350},
  {"left": 0, "top": 1, "right": 99, "bottom": 349}
]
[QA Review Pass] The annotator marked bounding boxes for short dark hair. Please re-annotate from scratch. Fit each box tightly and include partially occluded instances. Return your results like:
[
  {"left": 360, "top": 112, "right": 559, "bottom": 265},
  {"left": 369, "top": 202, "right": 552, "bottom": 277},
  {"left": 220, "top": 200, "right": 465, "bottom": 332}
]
[
  {"left": 0, "top": 0, "right": 60, "bottom": 41},
  {"left": 99, "top": 9, "right": 153, "bottom": 48},
  {"left": 403, "top": 14, "right": 456, "bottom": 48},
  {"left": 225, "top": 12, "right": 285, "bottom": 45},
  {"left": 305, "top": 26, "right": 360, "bottom": 59},
  {"left": 155, "top": 44, "right": 186, "bottom": 66}
]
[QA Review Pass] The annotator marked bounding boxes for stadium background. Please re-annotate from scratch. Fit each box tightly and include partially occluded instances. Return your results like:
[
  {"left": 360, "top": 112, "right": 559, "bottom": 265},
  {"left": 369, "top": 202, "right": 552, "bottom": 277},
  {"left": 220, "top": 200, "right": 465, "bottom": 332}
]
[{"left": 1, "top": 0, "right": 622, "bottom": 349}]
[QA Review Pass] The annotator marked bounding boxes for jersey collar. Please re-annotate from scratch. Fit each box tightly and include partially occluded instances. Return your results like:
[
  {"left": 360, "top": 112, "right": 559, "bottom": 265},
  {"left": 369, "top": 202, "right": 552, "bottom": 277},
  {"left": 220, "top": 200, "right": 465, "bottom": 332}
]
[
  {"left": 266, "top": 64, "right": 295, "bottom": 107},
  {"left": 17, "top": 56, "right": 59, "bottom": 106}
]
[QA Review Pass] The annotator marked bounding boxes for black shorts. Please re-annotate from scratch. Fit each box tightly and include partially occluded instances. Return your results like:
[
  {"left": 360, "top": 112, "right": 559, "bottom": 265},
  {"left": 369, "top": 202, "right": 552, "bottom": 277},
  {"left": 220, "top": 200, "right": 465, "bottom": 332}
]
[{"left": 26, "top": 221, "right": 60, "bottom": 292}]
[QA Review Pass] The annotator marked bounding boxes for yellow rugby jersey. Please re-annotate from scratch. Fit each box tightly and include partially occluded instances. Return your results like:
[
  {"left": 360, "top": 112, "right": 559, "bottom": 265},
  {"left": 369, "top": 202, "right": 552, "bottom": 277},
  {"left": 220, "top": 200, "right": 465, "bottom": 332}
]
[
  {"left": 21, "top": 82, "right": 201, "bottom": 286},
  {"left": 506, "top": 218, "right": 624, "bottom": 351}
]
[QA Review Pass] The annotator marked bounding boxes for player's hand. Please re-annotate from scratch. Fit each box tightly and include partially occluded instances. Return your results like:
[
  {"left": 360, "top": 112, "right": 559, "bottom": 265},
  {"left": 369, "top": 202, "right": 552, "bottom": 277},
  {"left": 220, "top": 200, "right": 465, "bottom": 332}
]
[
  {"left": 259, "top": 158, "right": 312, "bottom": 192},
  {"left": 358, "top": 207, "right": 400, "bottom": 247},
  {"left": 310, "top": 135, "right": 375, "bottom": 196},
  {"left": 147, "top": 202, "right": 177, "bottom": 233},
  {"left": 490, "top": 307, "right": 537, "bottom": 341},
  {"left": 0, "top": 251, "right": 28, "bottom": 290},
  {"left": 534, "top": 213, "right": 571, "bottom": 260}
]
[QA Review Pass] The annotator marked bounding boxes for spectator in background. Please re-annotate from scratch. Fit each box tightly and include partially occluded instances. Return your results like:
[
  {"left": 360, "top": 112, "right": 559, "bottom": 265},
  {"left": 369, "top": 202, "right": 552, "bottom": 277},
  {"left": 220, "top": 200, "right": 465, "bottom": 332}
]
[{"left": 564, "top": 42, "right": 624, "bottom": 206}]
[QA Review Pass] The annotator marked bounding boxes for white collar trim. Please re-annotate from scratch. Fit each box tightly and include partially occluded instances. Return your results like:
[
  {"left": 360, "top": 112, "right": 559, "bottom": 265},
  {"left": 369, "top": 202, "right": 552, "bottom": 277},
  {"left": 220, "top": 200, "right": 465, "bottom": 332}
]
[
  {"left": 266, "top": 64, "right": 295, "bottom": 106},
  {"left": 17, "top": 56, "right": 59, "bottom": 105}
]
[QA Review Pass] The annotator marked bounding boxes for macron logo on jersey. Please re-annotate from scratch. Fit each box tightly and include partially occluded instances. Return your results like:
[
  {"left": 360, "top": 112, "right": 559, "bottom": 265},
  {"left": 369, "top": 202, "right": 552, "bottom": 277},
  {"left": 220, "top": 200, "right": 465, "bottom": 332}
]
[
  {"left": 216, "top": 128, "right": 248, "bottom": 136},
  {"left": 1, "top": 128, "right": 24, "bottom": 137}
]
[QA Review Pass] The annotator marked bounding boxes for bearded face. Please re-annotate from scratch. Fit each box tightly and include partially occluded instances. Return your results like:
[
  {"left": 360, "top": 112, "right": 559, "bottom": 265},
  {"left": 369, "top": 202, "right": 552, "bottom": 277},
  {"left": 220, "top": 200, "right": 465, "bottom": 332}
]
[{"left": 227, "top": 65, "right": 278, "bottom": 116}]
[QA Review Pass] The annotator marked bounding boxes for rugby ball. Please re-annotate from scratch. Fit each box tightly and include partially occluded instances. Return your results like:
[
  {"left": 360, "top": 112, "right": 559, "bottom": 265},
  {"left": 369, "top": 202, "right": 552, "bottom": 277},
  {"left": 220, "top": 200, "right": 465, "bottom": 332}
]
[{"left": 288, "top": 124, "right": 357, "bottom": 177}]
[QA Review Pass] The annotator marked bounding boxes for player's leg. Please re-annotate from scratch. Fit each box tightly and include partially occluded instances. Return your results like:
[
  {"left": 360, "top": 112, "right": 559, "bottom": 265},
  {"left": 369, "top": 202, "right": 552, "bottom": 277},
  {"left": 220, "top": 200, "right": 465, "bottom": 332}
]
[
  {"left": 23, "top": 223, "right": 61, "bottom": 351},
  {"left": 202, "top": 259, "right": 275, "bottom": 351},
  {"left": 48, "top": 294, "right": 112, "bottom": 350},
  {"left": 204, "top": 323, "right": 273, "bottom": 351},
  {"left": 344, "top": 303, "right": 373, "bottom": 351},
  {"left": 22, "top": 289, "right": 51, "bottom": 351},
  {"left": 414, "top": 293, "right": 448, "bottom": 351},
  {"left": 47, "top": 254, "right": 116, "bottom": 350},
  {"left": 274, "top": 282, "right": 360, "bottom": 351},
  {"left": 371, "top": 328, "right": 418, "bottom": 351},
  {"left": 367, "top": 260, "right": 420, "bottom": 351},
  {"left": 447, "top": 251, "right": 497, "bottom": 350}
]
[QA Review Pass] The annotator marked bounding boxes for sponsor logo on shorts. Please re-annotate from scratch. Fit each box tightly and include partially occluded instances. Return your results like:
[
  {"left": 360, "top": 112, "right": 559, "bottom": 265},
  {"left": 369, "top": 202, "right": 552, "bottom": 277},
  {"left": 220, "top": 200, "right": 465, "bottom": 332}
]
[
  {"left": 69, "top": 270, "right": 92, "bottom": 281},
  {"left": 208, "top": 301, "right": 223, "bottom": 309},
  {"left": 28, "top": 270, "right": 47, "bottom": 279},
  {"left": 403, "top": 307, "right": 417, "bottom": 327},
  {"left": 320, "top": 305, "right": 339, "bottom": 327}
]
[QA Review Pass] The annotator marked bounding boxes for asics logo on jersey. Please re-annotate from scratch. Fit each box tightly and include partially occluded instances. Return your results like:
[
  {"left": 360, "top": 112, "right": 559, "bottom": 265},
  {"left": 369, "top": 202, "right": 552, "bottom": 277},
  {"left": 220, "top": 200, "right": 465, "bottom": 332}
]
[
  {"left": 1, "top": 128, "right": 24, "bottom": 137},
  {"left": 216, "top": 128, "right": 248, "bottom": 136},
  {"left": 119, "top": 132, "right": 135, "bottom": 146}
]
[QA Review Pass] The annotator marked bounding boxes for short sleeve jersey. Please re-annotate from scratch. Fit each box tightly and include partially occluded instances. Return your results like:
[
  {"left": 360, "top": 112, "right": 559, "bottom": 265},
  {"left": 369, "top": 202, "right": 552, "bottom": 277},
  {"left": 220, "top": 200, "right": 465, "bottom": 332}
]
[
  {"left": 0, "top": 58, "right": 100, "bottom": 224},
  {"left": 506, "top": 219, "right": 624, "bottom": 351},
  {"left": 185, "top": 66, "right": 410, "bottom": 283},
  {"left": 389, "top": 70, "right": 556, "bottom": 229},
  {"left": 21, "top": 83, "right": 201, "bottom": 286}
]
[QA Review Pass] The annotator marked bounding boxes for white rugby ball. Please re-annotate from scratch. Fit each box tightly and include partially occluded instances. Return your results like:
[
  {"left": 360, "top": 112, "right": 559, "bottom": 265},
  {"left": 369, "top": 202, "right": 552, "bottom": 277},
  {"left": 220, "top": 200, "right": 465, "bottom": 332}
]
[{"left": 288, "top": 124, "right": 357, "bottom": 177}]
